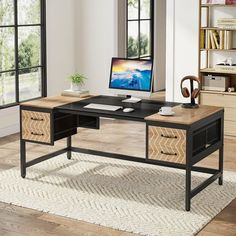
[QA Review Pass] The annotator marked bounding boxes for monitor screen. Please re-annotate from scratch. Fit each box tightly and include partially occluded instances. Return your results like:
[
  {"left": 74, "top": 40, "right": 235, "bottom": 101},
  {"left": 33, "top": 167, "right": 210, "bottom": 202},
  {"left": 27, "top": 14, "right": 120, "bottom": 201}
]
[{"left": 109, "top": 58, "right": 153, "bottom": 92}]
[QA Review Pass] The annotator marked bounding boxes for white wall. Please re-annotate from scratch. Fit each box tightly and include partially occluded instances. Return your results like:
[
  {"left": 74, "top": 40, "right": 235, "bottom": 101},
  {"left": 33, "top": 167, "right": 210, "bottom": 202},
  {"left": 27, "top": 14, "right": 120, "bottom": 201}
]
[
  {"left": 75, "top": 0, "right": 118, "bottom": 95},
  {"left": 0, "top": 107, "right": 19, "bottom": 138},
  {"left": 166, "top": 0, "right": 199, "bottom": 103},
  {"left": 0, "top": 0, "right": 76, "bottom": 137},
  {"left": 46, "top": 0, "right": 76, "bottom": 96}
]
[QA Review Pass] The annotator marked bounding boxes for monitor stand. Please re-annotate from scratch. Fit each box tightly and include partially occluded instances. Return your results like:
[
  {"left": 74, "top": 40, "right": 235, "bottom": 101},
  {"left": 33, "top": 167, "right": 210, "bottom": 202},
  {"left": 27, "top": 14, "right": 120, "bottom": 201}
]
[{"left": 121, "top": 95, "right": 142, "bottom": 104}]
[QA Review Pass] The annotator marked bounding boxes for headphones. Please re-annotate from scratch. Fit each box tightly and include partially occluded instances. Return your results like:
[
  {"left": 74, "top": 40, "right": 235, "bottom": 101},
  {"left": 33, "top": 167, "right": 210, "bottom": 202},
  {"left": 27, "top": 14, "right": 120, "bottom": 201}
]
[{"left": 180, "top": 76, "right": 200, "bottom": 99}]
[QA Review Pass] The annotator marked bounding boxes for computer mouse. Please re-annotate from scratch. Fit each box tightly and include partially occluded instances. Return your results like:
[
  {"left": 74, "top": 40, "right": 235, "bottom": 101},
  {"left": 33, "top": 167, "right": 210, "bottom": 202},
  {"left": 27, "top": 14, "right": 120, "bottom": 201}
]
[{"left": 123, "top": 108, "right": 135, "bottom": 113}]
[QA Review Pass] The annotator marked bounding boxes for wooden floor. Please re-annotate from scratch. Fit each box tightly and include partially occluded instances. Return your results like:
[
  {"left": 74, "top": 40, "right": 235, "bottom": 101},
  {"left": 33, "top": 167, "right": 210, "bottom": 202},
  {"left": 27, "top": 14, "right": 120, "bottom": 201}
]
[{"left": 0, "top": 119, "right": 236, "bottom": 236}]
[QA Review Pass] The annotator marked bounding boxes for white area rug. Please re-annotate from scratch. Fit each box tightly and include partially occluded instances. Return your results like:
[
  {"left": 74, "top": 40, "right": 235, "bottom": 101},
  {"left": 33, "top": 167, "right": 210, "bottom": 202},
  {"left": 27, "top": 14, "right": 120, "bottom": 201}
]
[{"left": 0, "top": 153, "right": 236, "bottom": 236}]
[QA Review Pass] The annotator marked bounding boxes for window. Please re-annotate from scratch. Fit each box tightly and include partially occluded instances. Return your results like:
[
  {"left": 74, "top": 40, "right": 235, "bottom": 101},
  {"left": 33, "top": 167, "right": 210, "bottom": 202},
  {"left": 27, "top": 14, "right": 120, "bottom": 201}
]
[
  {"left": 126, "top": 0, "right": 154, "bottom": 59},
  {"left": 0, "top": 0, "right": 46, "bottom": 108}
]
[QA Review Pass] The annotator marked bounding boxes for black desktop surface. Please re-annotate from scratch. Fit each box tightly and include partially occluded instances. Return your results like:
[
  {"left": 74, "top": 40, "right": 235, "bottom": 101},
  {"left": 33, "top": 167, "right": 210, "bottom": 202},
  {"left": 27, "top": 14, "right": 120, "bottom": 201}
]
[{"left": 56, "top": 95, "right": 179, "bottom": 121}]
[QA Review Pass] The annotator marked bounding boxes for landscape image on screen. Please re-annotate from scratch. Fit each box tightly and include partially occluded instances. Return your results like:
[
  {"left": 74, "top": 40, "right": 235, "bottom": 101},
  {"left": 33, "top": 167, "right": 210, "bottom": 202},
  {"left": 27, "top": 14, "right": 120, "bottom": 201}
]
[{"left": 110, "top": 59, "right": 152, "bottom": 91}]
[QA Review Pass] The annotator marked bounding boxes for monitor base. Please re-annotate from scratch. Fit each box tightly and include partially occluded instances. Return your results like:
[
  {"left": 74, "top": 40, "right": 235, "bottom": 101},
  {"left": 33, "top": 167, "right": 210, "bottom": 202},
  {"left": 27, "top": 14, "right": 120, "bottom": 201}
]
[{"left": 122, "top": 97, "right": 142, "bottom": 103}]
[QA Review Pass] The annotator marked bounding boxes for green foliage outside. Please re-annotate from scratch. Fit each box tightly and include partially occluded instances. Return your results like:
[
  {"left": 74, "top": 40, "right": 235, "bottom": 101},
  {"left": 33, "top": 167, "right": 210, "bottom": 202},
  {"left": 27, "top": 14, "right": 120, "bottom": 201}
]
[
  {"left": 128, "top": 34, "right": 149, "bottom": 58},
  {"left": 128, "top": 0, "right": 138, "bottom": 8},
  {"left": 18, "top": 33, "right": 40, "bottom": 73}
]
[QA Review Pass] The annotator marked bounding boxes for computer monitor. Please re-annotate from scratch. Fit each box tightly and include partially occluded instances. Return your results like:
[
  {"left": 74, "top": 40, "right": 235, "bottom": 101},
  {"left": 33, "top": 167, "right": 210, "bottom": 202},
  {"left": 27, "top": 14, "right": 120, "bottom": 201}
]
[{"left": 109, "top": 58, "right": 153, "bottom": 102}]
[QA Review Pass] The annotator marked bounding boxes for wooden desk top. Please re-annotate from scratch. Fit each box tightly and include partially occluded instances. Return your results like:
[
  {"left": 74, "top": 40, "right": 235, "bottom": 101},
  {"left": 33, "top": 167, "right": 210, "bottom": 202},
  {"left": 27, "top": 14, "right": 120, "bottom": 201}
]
[
  {"left": 21, "top": 96, "right": 223, "bottom": 125},
  {"left": 20, "top": 96, "right": 89, "bottom": 109},
  {"left": 145, "top": 105, "right": 224, "bottom": 125}
]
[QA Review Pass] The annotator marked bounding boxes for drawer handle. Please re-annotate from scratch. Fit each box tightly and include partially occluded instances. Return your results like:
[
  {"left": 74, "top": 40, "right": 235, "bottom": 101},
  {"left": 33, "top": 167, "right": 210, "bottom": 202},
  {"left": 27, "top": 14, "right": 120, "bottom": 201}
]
[
  {"left": 31, "top": 117, "right": 44, "bottom": 121},
  {"left": 31, "top": 132, "right": 44, "bottom": 136},
  {"left": 161, "top": 151, "right": 177, "bottom": 156},
  {"left": 161, "top": 134, "right": 177, "bottom": 139}
]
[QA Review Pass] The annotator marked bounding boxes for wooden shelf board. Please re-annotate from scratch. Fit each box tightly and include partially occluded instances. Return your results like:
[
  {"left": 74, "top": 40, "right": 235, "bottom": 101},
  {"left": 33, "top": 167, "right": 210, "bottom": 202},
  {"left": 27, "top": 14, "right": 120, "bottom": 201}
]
[
  {"left": 201, "top": 4, "right": 236, "bottom": 7},
  {"left": 200, "top": 68, "right": 236, "bottom": 75},
  {"left": 200, "top": 49, "right": 236, "bottom": 52},
  {"left": 201, "top": 27, "right": 236, "bottom": 31},
  {"left": 200, "top": 90, "right": 236, "bottom": 96}
]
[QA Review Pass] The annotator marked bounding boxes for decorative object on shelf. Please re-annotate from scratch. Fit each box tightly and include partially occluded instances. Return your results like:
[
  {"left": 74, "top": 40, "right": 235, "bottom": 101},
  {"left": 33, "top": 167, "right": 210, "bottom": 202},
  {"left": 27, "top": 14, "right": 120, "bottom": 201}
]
[
  {"left": 67, "top": 73, "right": 87, "bottom": 91},
  {"left": 203, "top": 75, "right": 230, "bottom": 91},
  {"left": 215, "top": 59, "right": 236, "bottom": 72},
  {"left": 228, "top": 87, "right": 235, "bottom": 92},
  {"left": 180, "top": 76, "right": 201, "bottom": 109}
]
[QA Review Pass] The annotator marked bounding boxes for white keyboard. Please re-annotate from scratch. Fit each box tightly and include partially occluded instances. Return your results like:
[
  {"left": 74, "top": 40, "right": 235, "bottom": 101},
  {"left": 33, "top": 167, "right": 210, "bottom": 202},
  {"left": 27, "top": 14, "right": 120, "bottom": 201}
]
[{"left": 84, "top": 103, "right": 123, "bottom": 111}]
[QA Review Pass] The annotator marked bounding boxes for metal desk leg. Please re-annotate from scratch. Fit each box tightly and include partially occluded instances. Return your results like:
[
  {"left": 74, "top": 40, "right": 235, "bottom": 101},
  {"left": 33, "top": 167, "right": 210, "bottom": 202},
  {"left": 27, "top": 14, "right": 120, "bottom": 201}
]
[
  {"left": 185, "top": 167, "right": 191, "bottom": 211},
  {"left": 185, "top": 129, "right": 192, "bottom": 211},
  {"left": 219, "top": 146, "right": 224, "bottom": 185},
  {"left": 67, "top": 136, "right": 72, "bottom": 160},
  {"left": 20, "top": 140, "right": 26, "bottom": 178},
  {"left": 219, "top": 115, "right": 224, "bottom": 186}
]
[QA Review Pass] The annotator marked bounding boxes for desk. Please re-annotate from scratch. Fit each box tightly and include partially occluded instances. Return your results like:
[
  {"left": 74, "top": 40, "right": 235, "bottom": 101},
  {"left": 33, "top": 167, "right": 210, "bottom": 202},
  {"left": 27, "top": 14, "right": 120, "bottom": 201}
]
[{"left": 20, "top": 95, "right": 224, "bottom": 211}]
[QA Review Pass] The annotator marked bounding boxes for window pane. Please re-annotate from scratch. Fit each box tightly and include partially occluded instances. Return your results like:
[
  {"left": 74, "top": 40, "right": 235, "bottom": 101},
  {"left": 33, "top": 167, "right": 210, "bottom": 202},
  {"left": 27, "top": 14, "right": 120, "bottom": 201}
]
[
  {"left": 19, "top": 67, "right": 41, "bottom": 101},
  {"left": 0, "top": 0, "right": 14, "bottom": 26},
  {"left": 128, "top": 0, "right": 138, "bottom": 20},
  {"left": 0, "top": 72, "right": 16, "bottom": 105},
  {"left": 128, "top": 21, "right": 139, "bottom": 58},
  {"left": 140, "top": 21, "right": 151, "bottom": 57},
  {"left": 0, "top": 27, "right": 15, "bottom": 72},
  {"left": 140, "top": 0, "right": 151, "bottom": 19},
  {"left": 18, "top": 0, "right": 40, "bottom": 25},
  {"left": 18, "top": 26, "right": 41, "bottom": 69}
]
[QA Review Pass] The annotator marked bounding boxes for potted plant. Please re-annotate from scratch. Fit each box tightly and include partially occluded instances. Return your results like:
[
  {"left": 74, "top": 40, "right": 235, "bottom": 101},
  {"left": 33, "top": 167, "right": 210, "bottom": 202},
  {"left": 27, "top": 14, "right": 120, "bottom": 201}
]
[{"left": 68, "top": 73, "right": 87, "bottom": 91}]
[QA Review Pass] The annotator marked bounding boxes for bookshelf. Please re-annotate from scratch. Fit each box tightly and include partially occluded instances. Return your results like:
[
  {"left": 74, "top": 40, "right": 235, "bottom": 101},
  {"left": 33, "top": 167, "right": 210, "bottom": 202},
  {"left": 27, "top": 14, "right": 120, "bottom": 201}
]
[{"left": 199, "top": 1, "right": 236, "bottom": 136}]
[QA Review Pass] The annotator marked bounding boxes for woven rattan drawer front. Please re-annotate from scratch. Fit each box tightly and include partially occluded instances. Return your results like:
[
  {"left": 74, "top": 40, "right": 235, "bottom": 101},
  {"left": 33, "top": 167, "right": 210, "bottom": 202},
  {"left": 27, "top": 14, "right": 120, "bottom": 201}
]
[
  {"left": 22, "top": 110, "right": 51, "bottom": 143},
  {"left": 149, "top": 126, "right": 186, "bottom": 164}
]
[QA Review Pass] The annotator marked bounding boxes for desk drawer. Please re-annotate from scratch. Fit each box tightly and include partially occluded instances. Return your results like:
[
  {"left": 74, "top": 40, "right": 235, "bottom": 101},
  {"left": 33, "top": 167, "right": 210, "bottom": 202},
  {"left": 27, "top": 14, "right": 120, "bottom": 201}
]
[
  {"left": 148, "top": 126, "right": 186, "bottom": 164},
  {"left": 21, "top": 110, "right": 51, "bottom": 144}
]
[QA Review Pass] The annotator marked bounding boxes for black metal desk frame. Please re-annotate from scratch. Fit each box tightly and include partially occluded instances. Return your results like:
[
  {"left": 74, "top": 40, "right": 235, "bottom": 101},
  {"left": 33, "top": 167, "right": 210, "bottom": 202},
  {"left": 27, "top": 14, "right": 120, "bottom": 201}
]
[{"left": 20, "top": 96, "right": 224, "bottom": 211}]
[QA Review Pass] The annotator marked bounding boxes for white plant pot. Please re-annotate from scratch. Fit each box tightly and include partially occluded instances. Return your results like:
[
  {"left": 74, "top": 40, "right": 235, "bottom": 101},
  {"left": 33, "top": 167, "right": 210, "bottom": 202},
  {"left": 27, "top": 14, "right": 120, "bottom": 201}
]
[{"left": 71, "top": 83, "right": 81, "bottom": 91}]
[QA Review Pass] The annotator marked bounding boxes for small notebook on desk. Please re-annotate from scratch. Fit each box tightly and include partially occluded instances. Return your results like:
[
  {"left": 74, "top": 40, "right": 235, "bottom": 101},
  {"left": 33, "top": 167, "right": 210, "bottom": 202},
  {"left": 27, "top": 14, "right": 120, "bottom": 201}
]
[{"left": 61, "top": 89, "right": 90, "bottom": 98}]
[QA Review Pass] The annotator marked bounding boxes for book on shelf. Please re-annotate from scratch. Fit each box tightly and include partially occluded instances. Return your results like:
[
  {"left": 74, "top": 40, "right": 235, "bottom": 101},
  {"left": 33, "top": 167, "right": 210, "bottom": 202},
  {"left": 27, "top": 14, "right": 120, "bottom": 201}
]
[
  {"left": 217, "top": 18, "right": 236, "bottom": 29},
  {"left": 216, "top": 63, "right": 236, "bottom": 70},
  {"left": 213, "top": 31, "right": 220, "bottom": 48},
  {"left": 225, "top": 31, "right": 233, "bottom": 49},
  {"left": 201, "top": 66, "right": 236, "bottom": 73},
  {"left": 219, "top": 30, "right": 224, "bottom": 49},
  {"left": 206, "top": 0, "right": 226, "bottom": 4},
  {"left": 61, "top": 89, "right": 90, "bottom": 97},
  {"left": 203, "top": 29, "right": 233, "bottom": 50},
  {"left": 200, "top": 30, "right": 205, "bottom": 49},
  {"left": 210, "top": 30, "right": 216, "bottom": 49},
  {"left": 215, "top": 64, "right": 236, "bottom": 73}
]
